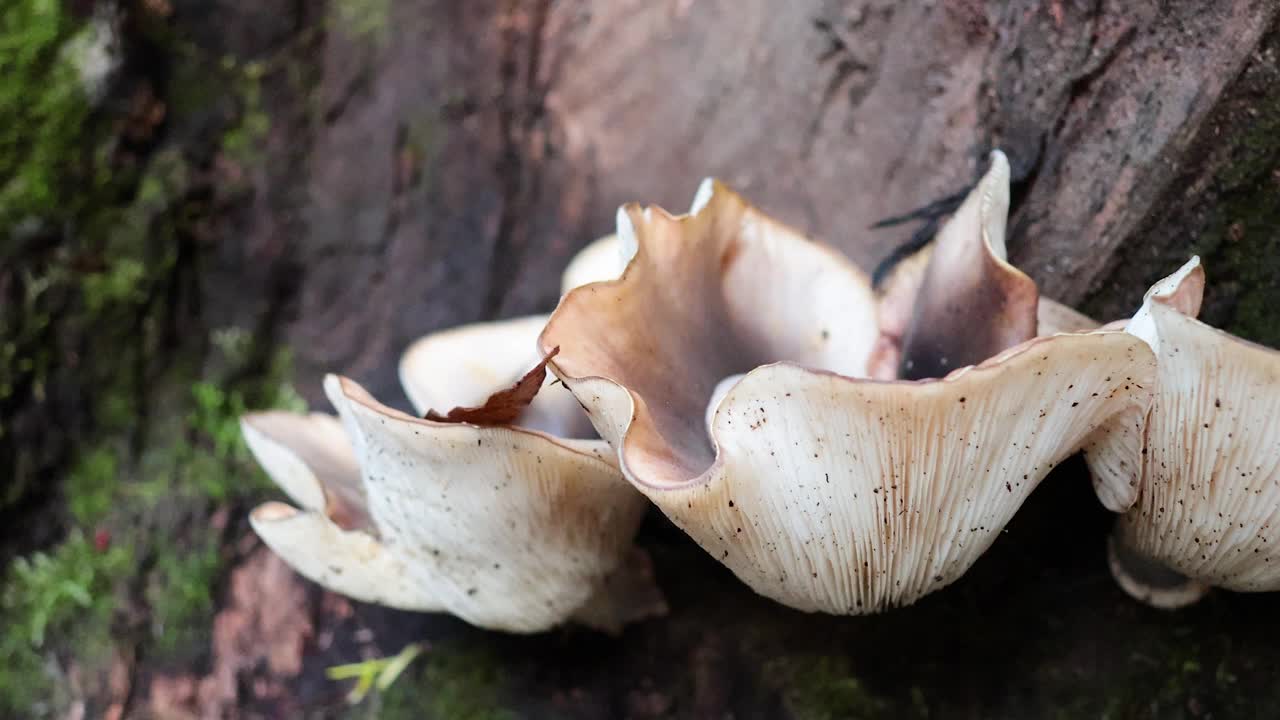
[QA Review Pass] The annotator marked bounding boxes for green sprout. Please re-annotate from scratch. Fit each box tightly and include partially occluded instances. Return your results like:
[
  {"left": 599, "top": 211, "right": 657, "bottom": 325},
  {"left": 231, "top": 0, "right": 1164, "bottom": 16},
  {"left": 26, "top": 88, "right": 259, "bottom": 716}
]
[{"left": 326, "top": 642, "right": 426, "bottom": 705}]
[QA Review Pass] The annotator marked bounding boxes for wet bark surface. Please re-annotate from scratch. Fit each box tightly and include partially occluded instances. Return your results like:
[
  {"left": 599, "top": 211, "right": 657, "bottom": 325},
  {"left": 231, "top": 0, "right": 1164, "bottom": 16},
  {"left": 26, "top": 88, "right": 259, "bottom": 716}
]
[{"left": 5, "top": 0, "right": 1280, "bottom": 717}]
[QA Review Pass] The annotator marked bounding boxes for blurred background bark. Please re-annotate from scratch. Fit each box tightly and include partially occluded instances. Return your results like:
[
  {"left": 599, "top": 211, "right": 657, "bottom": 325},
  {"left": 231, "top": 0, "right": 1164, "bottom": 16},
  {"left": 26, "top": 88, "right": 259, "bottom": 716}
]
[{"left": 2, "top": 0, "right": 1279, "bottom": 717}]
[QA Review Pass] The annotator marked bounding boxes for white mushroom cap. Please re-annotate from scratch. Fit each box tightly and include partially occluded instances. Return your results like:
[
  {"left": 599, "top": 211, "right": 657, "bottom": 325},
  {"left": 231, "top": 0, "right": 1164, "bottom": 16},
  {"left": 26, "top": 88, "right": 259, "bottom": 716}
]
[
  {"left": 1037, "top": 298, "right": 1101, "bottom": 335},
  {"left": 1106, "top": 532, "right": 1210, "bottom": 609},
  {"left": 240, "top": 412, "right": 367, "bottom": 528},
  {"left": 541, "top": 172, "right": 1156, "bottom": 613},
  {"left": 560, "top": 233, "right": 630, "bottom": 295},
  {"left": 1087, "top": 257, "right": 1280, "bottom": 603},
  {"left": 249, "top": 500, "right": 428, "bottom": 609},
  {"left": 398, "top": 314, "right": 592, "bottom": 439},
  {"left": 246, "top": 316, "right": 658, "bottom": 633}
]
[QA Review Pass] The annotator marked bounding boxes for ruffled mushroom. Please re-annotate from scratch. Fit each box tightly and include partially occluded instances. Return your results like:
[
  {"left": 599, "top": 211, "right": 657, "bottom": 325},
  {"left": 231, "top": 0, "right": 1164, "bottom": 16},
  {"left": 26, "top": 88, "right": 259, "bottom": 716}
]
[
  {"left": 1087, "top": 257, "right": 1280, "bottom": 608},
  {"left": 871, "top": 154, "right": 1098, "bottom": 379},
  {"left": 541, "top": 154, "right": 1156, "bottom": 613},
  {"left": 244, "top": 315, "right": 662, "bottom": 633}
]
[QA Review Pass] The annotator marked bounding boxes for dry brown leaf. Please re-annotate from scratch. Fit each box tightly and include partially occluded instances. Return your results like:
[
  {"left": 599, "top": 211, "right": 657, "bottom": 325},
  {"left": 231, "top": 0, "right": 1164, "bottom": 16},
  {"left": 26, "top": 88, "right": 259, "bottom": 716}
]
[{"left": 424, "top": 346, "right": 560, "bottom": 426}]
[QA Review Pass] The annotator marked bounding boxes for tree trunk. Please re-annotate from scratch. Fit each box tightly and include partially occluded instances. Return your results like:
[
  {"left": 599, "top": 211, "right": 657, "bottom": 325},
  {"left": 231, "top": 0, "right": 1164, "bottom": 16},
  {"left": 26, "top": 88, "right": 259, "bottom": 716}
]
[{"left": 5, "top": 0, "right": 1280, "bottom": 717}]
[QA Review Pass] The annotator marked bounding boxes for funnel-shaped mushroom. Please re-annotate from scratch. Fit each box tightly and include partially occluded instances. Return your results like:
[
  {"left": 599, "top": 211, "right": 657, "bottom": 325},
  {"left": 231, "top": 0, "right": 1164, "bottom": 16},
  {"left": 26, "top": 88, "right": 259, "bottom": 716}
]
[
  {"left": 872, "top": 159, "right": 1097, "bottom": 379},
  {"left": 1087, "top": 257, "right": 1280, "bottom": 608},
  {"left": 244, "top": 315, "right": 661, "bottom": 633},
  {"left": 541, "top": 155, "right": 1156, "bottom": 613}
]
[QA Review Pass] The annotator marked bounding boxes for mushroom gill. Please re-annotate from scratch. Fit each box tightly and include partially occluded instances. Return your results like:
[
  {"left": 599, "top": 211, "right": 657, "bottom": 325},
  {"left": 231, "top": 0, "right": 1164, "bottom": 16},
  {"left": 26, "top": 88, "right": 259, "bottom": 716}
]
[
  {"left": 245, "top": 314, "right": 663, "bottom": 633},
  {"left": 1087, "top": 257, "right": 1280, "bottom": 608},
  {"left": 541, "top": 154, "right": 1157, "bottom": 613}
]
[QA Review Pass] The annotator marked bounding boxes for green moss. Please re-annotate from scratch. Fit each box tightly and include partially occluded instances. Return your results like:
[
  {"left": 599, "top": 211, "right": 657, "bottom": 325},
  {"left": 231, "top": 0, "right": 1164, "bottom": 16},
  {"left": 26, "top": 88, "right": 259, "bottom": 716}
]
[
  {"left": 81, "top": 259, "right": 148, "bottom": 314},
  {"left": 331, "top": 0, "right": 391, "bottom": 45},
  {"left": 145, "top": 536, "right": 221, "bottom": 660},
  {"left": 0, "top": 530, "right": 131, "bottom": 716},
  {"left": 189, "top": 381, "right": 251, "bottom": 463},
  {"left": 66, "top": 445, "right": 119, "bottom": 525},
  {"left": 1199, "top": 198, "right": 1280, "bottom": 347},
  {"left": 1, "top": 2, "right": 312, "bottom": 711},
  {"left": 375, "top": 646, "right": 517, "bottom": 720},
  {"left": 1189, "top": 87, "right": 1280, "bottom": 346},
  {"left": 218, "top": 59, "right": 271, "bottom": 166},
  {"left": 766, "top": 655, "right": 904, "bottom": 720},
  {"left": 0, "top": 0, "right": 90, "bottom": 230},
  {"left": 0, "top": 266, "right": 60, "bottom": 409},
  {"left": 1, "top": 330, "right": 305, "bottom": 708}
]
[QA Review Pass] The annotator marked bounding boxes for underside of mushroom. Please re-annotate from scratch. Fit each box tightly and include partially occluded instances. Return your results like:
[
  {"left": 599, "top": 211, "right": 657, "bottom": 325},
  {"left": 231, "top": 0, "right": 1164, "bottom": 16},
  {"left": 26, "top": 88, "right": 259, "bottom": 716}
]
[
  {"left": 1087, "top": 257, "right": 1280, "bottom": 608},
  {"left": 541, "top": 155, "right": 1157, "bottom": 613}
]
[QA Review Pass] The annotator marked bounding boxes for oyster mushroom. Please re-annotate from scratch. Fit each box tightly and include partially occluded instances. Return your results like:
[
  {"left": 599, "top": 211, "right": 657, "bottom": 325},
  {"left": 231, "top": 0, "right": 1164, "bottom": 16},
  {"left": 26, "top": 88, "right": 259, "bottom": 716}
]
[
  {"left": 540, "top": 154, "right": 1156, "bottom": 613},
  {"left": 244, "top": 315, "right": 662, "bottom": 633},
  {"left": 1087, "top": 257, "right": 1280, "bottom": 608}
]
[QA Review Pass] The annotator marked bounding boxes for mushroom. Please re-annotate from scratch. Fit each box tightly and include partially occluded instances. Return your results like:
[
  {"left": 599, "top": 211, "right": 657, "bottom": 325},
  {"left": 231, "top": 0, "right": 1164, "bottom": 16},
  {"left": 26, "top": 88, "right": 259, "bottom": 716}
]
[
  {"left": 1086, "top": 257, "right": 1280, "bottom": 608},
  {"left": 540, "top": 152, "right": 1157, "bottom": 613},
  {"left": 243, "top": 314, "right": 663, "bottom": 633},
  {"left": 871, "top": 160, "right": 1097, "bottom": 380},
  {"left": 561, "top": 233, "right": 628, "bottom": 295}
]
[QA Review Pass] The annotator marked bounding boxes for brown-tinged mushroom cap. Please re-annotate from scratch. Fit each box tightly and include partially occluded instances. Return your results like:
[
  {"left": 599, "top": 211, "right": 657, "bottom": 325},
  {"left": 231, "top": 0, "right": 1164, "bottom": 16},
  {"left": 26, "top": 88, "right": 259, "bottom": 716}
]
[
  {"left": 872, "top": 151, "right": 1097, "bottom": 376},
  {"left": 885, "top": 151, "right": 1038, "bottom": 379},
  {"left": 541, "top": 178, "right": 1157, "bottom": 613},
  {"left": 1087, "top": 257, "right": 1280, "bottom": 606}
]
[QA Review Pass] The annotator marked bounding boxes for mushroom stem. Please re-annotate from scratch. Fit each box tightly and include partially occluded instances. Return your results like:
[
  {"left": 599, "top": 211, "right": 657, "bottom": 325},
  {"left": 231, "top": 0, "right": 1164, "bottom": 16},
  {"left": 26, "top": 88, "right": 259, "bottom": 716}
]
[{"left": 1107, "top": 530, "right": 1211, "bottom": 610}]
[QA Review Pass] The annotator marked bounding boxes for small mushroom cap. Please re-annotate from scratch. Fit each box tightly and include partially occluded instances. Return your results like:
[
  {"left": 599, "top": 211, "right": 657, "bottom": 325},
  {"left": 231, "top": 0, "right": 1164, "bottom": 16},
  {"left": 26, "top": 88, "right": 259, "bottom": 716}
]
[
  {"left": 249, "top": 502, "right": 437, "bottom": 610},
  {"left": 1088, "top": 257, "right": 1280, "bottom": 595},
  {"left": 561, "top": 233, "right": 628, "bottom": 295},
  {"left": 244, "top": 314, "right": 659, "bottom": 632},
  {"left": 240, "top": 412, "right": 369, "bottom": 529},
  {"left": 317, "top": 374, "right": 647, "bottom": 631},
  {"left": 890, "top": 151, "right": 1039, "bottom": 380},
  {"left": 399, "top": 314, "right": 592, "bottom": 438},
  {"left": 542, "top": 177, "right": 1156, "bottom": 613},
  {"left": 1037, "top": 298, "right": 1101, "bottom": 335},
  {"left": 868, "top": 242, "right": 930, "bottom": 380},
  {"left": 1107, "top": 532, "right": 1210, "bottom": 610}
]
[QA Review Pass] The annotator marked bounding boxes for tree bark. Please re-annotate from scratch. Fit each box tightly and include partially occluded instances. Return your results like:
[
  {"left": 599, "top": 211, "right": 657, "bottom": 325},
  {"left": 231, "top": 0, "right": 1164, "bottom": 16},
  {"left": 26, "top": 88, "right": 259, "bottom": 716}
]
[{"left": 5, "top": 0, "right": 1280, "bottom": 717}]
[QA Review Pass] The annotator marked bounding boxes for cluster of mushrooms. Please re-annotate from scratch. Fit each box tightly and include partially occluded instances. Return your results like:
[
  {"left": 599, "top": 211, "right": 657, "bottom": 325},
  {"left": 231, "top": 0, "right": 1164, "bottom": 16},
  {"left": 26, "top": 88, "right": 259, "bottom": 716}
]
[{"left": 241, "top": 151, "right": 1280, "bottom": 632}]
